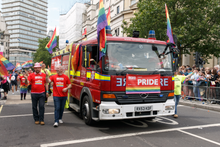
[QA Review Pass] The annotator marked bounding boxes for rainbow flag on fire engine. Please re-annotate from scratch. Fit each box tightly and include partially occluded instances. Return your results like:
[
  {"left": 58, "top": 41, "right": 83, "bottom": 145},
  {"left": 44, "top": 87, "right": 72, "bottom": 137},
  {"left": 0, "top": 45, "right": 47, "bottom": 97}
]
[
  {"left": 97, "top": 0, "right": 108, "bottom": 59},
  {"left": 71, "top": 44, "right": 81, "bottom": 77}
]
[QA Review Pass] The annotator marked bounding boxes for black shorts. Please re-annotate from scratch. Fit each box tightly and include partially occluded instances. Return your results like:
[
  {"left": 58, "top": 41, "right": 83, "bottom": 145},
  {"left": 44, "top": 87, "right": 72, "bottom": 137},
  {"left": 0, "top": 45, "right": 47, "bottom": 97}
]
[
  {"left": 11, "top": 81, "right": 17, "bottom": 86},
  {"left": 2, "top": 83, "right": 8, "bottom": 93}
]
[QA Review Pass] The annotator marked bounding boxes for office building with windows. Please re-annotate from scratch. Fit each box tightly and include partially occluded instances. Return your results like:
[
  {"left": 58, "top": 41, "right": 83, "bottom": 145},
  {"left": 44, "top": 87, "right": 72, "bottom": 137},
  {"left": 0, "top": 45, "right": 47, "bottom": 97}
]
[{"left": 1, "top": 0, "right": 47, "bottom": 65}]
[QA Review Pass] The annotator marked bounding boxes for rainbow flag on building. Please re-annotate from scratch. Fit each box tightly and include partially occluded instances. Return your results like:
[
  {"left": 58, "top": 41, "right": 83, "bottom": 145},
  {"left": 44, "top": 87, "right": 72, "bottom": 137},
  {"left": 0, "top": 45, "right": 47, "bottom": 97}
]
[
  {"left": 165, "top": 4, "right": 174, "bottom": 44},
  {"left": 22, "top": 60, "right": 33, "bottom": 68},
  {"left": 97, "top": 0, "right": 108, "bottom": 59},
  {"left": 0, "top": 60, "right": 8, "bottom": 76},
  {"left": 45, "top": 28, "right": 57, "bottom": 54},
  {"left": 0, "top": 54, "right": 15, "bottom": 70},
  {"left": 106, "top": 6, "right": 111, "bottom": 30}
]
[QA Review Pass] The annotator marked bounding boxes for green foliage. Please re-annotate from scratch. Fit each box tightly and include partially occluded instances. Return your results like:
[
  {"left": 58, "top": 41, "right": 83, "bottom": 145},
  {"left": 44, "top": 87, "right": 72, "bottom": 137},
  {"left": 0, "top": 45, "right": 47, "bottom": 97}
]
[
  {"left": 33, "top": 36, "right": 59, "bottom": 66},
  {"left": 122, "top": 0, "right": 220, "bottom": 59}
]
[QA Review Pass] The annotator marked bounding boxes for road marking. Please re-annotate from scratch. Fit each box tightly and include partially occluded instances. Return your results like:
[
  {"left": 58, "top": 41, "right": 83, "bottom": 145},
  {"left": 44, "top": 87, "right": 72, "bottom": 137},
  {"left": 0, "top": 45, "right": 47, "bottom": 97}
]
[
  {"left": 40, "top": 123, "right": 220, "bottom": 147},
  {"left": 0, "top": 105, "right": 3, "bottom": 114},
  {"left": 178, "top": 130, "right": 220, "bottom": 146},
  {"left": 0, "top": 111, "right": 71, "bottom": 118}
]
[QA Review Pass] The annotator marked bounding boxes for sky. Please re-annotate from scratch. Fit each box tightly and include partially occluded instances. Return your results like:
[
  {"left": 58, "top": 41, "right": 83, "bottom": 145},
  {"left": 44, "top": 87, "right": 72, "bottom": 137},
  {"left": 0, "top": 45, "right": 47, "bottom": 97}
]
[{"left": 0, "top": 0, "right": 83, "bottom": 35}]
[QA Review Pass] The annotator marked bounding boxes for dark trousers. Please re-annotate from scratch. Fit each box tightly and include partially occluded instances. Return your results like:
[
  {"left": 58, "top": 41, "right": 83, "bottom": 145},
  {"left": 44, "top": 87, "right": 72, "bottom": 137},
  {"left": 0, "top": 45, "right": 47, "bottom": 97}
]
[
  {"left": 31, "top": 93, "right": 45, "bottom": 122},
  {"left": 53, "top": 96, "right": 67, "bottom": 123}
]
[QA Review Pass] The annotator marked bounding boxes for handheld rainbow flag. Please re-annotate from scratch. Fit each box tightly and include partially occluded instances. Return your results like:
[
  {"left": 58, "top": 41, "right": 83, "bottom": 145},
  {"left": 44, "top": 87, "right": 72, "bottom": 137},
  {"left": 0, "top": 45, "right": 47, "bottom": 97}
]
[
  {"left": 13, "top": 63, "right": 22, "bottom": 72},
  {"left": 22, "top": 60, "right": 33, "bottom": 68},
  {"left": 45, "top": 28, "right": 57, "bottom": 54},
  {"left": 0, "top": 60, "right": 8, "bottom": 76},
  {"left": 106, "top": 6, "right": 111, "bottom": 30},
  {"left": 0, "top": 54, "right": 15, "bottom": 70},
  {"left": 97, "top": 0, "right": 108, "bottom": 59},
  {"left": 165, "top": 4, "right": 174, "bottom": 44},
  {"left": 40, "top": 61, "right": 43, "bottom": 66}
]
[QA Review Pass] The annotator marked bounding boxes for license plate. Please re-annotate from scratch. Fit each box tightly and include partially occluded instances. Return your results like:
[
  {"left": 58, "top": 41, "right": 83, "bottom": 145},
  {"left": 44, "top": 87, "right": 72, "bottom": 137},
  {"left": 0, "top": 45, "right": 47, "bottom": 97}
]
[{"left": 134, "top": 106, "right": 153, "bottom": 112}]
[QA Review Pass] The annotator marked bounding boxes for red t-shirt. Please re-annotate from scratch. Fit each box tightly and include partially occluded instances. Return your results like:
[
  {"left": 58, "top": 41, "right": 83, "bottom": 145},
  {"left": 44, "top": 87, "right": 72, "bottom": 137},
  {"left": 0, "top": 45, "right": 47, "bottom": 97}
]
[
  {"left": 50, "top": 74, "right": 71, "bottom": 97},
  {"left": 28, "top": 72, "right": 46, "bottom": 94},
  {"left": 19, "top": 76, "right": 28, "bottom": 86}
]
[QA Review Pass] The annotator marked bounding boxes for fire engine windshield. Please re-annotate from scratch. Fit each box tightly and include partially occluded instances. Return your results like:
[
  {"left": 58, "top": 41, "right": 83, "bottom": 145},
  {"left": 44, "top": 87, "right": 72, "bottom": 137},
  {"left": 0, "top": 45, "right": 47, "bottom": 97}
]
[{"left": 104, "top": 42, "right": 172, "bottom": 72}]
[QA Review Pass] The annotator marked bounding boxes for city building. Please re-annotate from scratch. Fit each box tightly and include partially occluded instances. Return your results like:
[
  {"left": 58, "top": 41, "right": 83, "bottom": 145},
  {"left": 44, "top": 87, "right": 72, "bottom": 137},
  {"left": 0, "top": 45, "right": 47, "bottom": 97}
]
[
  {"left": 59, "top": 2, "right": 87, "bottom": 49},
  {"left": 47, "top": 29, "right": 54, "bottom": 39},
  {"left": 1, "top": 0, "right": 48, "bottom": 65},
  {"left": 0, "top": 11, "right": 10, "bottom": 59}
]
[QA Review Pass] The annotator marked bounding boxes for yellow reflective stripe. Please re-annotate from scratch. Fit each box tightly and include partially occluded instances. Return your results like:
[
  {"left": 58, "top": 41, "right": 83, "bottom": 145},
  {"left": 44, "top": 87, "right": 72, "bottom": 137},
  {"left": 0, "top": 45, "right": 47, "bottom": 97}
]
[
  {"left": 70, "top": 70, "right": 80, "bottom": 77},
  {"left": 95, "top": 73, "right": 111, "bottom": 81},
  {"left": 172, "top": 77, "right": 175, "bottom": 81},
  {"left": 87, "top": 72, "right": 91, "bottom": 79}
]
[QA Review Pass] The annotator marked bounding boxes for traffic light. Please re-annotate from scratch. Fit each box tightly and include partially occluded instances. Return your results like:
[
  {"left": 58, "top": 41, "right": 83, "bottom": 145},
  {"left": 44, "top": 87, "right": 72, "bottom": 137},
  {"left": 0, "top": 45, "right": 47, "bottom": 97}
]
[
  {"left": 199, "top": 57, "right": 205, "bottom": 65},
  {"left": 193, "top": 52, "right": 199, "bottom": 65}
]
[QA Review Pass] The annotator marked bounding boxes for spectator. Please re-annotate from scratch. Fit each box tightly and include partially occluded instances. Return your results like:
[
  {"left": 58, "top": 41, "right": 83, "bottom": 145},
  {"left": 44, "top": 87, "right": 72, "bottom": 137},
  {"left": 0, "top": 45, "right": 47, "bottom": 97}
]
[
  {"left": 47, "top": 66, "right": 71, "bottom": 127},
  {"left": 18, "top": 71, "right": 28, "bottom": 100},
  {"left": 214, "top": 65, "right": 219, "bottom": 72},
  {"left": 186, "top": 65, "right": 190, "bottom": 69},
  {"left": 186, "top": 68, "right": 193, "bottom": 98},
  {"left": 216, "top": 71, "right": 220, "bottom": 104},
  {"left": 190, "top": 67, "right": 200, "bottom": 98},
  {"left": 178, "top": 67, "right": 183, "bottom": 75},
  {"left": 28, "top": 62, "right": 49, "bottom": 125},
  {"left": 183, "top": 68, "right": 188, "bottom": 76},
  {"left": 209, "top": 68, "right": 218, "bottom": 103},
  {"left": 197, "top": 71, "right": 207, "bottom": 98}
]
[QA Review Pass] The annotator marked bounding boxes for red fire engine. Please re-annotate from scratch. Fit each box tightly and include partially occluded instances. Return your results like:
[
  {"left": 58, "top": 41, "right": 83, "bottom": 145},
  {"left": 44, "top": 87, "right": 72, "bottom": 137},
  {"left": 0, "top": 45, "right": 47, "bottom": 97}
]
[{"left": 51, "top": 32, "right": 177, "bottom": 125}]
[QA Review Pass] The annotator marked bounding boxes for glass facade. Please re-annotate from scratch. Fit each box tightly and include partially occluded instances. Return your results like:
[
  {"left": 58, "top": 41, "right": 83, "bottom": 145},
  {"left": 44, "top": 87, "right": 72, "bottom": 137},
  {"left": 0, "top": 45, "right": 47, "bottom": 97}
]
[{"left": 2, "top": 0, "right": 47, "bottom": 64}]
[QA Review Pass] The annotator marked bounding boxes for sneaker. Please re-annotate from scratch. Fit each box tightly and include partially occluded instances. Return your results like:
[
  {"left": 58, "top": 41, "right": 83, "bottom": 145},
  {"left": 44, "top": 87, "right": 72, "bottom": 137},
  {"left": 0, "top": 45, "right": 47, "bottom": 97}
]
[
  {"left": 173, "top": 114, "right": 178, "bottom": 118},
  {"left": 59, "top": 119, "right": 63, "bottom": 123},
  {"left": 40, "top": 121, "right": 45, "bottom": 125},
  {"left": 12, "top": 93, "right": 14, "bottom": 95},
  {"left": 53, "top": 122, "right": 58, "bottom": 127},
  {"left": 46, "top": 103, "right": 49, "bottom": 106},
  {"left": 35, "top": 121, "right": 40, "bottom": 124}
]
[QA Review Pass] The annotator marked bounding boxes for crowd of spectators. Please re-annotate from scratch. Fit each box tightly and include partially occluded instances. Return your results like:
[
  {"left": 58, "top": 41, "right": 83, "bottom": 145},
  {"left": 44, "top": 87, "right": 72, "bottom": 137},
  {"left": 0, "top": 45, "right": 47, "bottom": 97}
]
[{"left": 178, "top": 64, "right": 220, "bottom": 104}]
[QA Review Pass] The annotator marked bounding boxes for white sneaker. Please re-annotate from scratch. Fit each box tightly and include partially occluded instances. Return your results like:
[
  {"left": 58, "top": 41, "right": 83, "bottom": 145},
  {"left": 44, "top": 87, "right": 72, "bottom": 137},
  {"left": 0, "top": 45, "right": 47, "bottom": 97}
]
[
  {"left": 12, "top": 93, "right": 14, "bottom": 95},
  {"left": 59, "top": 119, "right": 63, "bottom": 123},
  {"left": 53, "top": 122, "right": 58, "bottom": 127},
  {"left": 46, "top": 103, "right": 49, "bottom": 106}
]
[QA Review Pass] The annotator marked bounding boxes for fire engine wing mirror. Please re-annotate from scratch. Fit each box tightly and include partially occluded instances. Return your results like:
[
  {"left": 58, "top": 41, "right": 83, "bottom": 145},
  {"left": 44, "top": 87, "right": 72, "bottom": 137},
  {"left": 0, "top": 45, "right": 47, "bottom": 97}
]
[{"left": 152, "top": 45, "right": 158, "bottom": 52}]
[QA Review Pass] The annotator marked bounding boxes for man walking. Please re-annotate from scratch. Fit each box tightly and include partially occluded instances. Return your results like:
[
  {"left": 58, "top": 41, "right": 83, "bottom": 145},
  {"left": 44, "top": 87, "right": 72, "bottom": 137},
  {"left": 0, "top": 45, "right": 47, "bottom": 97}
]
[
  {"left": 28, "top": 63, "right": 49, "bottom": 125},
  {"left": 11, "top": 71, "right": 19, "bottom": 94},
  {"left": 46, "top": 66, "right": 71, "bottom": 127}
]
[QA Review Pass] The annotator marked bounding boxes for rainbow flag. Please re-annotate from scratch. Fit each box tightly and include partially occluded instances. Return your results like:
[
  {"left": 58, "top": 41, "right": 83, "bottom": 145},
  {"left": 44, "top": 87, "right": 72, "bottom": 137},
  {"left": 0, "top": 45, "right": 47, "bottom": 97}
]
[
  {"left": 71, "top": 44, "right": 81, "bottom": 77},
  {"left": 105, "top": 6, "right": 111, "bottom": 30},
  {"left": 13, "top": 63, "right": 22, "bottom": 72},
  {"left": 0, "top": 54, "right": 15, "bottom": 70},
  {"left": 165, "top": 4, "right": 174, "bottom": 44},
  {"left": 40, "top": 61, "right": 43, "bottom": 66},
  {"left": 126, "top": 86, "right": 161, "bottom": 94},
  {"left": 45, "top": 28, "right": 57, "bottom": 54},
  {"left": 22, "top": 60, "right": 33, "bottom": 68},
  {"left": 97, "top": 0, "right": 108, "bottom": 59},
  {"left": 0, "top": 60, "right": 9, "bottom": 76}
]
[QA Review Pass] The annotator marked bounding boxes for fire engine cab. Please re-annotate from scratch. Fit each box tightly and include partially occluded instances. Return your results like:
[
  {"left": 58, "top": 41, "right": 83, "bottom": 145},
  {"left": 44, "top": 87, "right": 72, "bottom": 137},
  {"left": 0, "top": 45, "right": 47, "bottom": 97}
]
[{"left": 51, "top": 31, "right": 177, "bottom": 125}]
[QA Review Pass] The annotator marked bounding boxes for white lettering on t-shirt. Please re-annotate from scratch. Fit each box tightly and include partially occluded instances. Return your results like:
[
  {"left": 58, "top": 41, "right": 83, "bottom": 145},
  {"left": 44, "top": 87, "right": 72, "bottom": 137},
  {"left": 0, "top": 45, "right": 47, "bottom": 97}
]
[{"left": 56, "top": 77, "right": 64, "bottom": 81}]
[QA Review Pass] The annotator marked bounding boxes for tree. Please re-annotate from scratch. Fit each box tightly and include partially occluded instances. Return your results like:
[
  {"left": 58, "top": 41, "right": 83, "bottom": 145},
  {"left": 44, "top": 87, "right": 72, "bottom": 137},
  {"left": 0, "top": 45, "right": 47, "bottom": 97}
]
[
  {"left": 122, "top": 0, "right": 220, "bottom": 61},
  {"left": 33, "top": 36, "right": 59, "bottom": 66}
]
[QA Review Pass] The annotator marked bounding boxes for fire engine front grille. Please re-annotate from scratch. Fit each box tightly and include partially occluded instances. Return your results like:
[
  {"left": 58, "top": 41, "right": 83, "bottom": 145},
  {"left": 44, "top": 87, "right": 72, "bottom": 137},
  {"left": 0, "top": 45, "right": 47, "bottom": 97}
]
[{"left": 115, "top": 93, "right": 168, "bottom": 104}]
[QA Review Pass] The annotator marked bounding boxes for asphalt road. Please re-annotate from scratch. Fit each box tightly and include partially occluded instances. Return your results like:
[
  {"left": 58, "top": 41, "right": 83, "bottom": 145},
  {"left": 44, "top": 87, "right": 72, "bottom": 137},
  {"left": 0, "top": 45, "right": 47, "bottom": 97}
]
[{"left": 0, "top": 94, "right": 220, "bottom": 147}]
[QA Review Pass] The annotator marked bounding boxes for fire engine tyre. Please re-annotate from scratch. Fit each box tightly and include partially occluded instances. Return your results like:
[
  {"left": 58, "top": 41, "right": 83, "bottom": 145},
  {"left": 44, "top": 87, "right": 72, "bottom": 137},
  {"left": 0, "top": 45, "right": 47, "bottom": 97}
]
[{"left": 82, "top": 95, "right": 95, "bottom": 125}]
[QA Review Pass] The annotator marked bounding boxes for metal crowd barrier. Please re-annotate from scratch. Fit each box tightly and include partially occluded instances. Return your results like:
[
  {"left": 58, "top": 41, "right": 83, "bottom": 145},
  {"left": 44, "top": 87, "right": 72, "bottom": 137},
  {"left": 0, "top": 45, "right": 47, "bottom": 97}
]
[{"left": 181, "top": 81, "right": 220, "bottom": 105}]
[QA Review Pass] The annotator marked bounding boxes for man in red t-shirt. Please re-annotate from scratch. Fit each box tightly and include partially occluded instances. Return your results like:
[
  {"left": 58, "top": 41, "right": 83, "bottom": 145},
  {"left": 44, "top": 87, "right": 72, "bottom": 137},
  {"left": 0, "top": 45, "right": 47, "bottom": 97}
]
[
  {"left": 28, "top": 62, "right": 49, "bottom": 125},
  {"left": 47, "top": 65, "right": 71, "bottom": 127}
]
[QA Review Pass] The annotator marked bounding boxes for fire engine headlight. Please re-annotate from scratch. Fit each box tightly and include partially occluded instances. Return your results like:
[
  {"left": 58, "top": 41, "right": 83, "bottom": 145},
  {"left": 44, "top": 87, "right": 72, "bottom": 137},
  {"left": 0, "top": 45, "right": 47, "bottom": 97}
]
[
  {"left": 165, "top": 106, "right": 175, "bottom": 110},
  {"left": 102, "top": 109, "right": 120, "bottom": 114}
]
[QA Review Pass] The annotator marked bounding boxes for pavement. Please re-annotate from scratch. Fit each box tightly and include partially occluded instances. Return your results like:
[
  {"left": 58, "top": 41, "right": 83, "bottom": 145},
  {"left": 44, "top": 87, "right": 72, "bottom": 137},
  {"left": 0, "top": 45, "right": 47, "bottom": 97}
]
[{"left": 179, "top": 98, "right": 220, "bottom": 112}]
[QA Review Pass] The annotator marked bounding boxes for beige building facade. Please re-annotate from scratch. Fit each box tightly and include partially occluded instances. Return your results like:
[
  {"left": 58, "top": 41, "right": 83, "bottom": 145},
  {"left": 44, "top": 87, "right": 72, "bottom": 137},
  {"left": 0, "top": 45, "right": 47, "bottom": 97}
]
[
  {"left": 82, "top": 0, "right": 138, "bottom": 40},
  {"left": 0, "top": 11, "right": 10, "bottom": 60}
]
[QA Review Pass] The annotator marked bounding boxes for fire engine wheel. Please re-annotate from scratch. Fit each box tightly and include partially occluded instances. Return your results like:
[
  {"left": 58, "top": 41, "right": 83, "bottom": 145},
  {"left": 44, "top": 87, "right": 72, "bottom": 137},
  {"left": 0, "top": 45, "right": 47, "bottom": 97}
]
[{"left": 82, "top": 95, "right": 94, "bottom": 125}]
